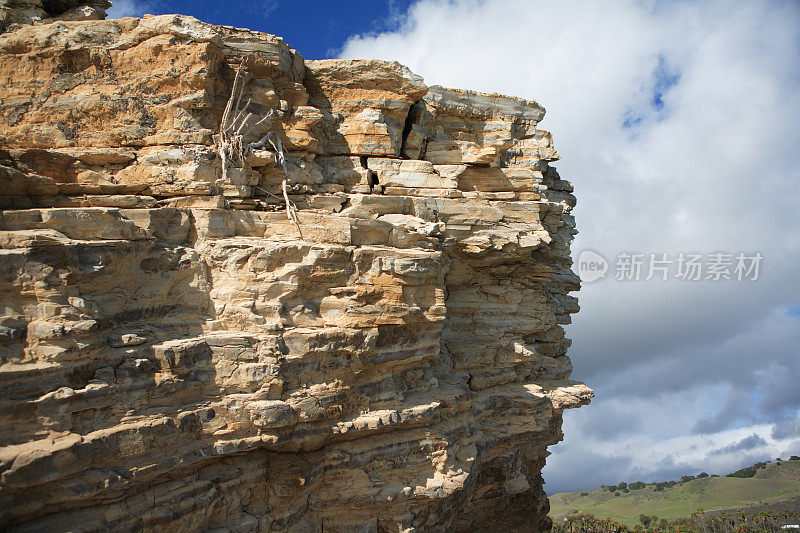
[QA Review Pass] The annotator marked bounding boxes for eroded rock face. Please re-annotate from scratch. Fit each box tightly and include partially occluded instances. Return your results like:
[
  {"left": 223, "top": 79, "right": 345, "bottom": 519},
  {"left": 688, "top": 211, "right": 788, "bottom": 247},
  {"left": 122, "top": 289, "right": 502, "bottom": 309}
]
[
  {"left": 0, "top": 0, "right": 110, "bottom": 33},
  {"left": 0, "top": 14, "right": 591, "bottom": 532}
]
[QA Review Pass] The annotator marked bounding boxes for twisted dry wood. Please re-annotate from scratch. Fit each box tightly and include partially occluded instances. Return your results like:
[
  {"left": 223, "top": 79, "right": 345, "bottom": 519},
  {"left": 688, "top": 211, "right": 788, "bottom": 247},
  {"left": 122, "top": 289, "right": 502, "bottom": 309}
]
[{"left": 216, "top": 59, "right": 301, "bottom": 236}]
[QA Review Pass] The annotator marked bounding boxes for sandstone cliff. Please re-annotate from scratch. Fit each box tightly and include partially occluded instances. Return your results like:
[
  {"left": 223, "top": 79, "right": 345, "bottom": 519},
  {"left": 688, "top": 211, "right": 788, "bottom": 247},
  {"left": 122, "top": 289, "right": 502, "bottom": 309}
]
[{"left": 0, "top": 14, "right": 592, "bottom": 532}]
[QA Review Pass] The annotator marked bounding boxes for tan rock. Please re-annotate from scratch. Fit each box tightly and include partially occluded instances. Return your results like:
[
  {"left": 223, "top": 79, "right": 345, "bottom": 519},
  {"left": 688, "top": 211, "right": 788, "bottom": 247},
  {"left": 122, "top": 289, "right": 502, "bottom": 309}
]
[
  {"left": 422, "top": 85, "right": 546, "bottom": 166},
  {"left": 304, "top": 59, "right": 428, "bottom": 156},
  {"left": 0, "top": 1, "right": 110, "bottom": 33},
  {"left": 0, "top": 14, "right": 589, "bottom": 533},
  {"left": 367, "top": 157, "right": 457, "bottom": 189}
]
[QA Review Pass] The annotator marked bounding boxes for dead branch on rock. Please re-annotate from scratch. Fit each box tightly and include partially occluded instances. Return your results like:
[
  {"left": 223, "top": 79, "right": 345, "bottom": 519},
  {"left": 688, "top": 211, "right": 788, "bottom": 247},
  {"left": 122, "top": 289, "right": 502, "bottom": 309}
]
[
  {"left": 252, "top": 131, "right": 301, "bottom": 235},
  {"left": 216, "top": 58, "right": 302, "bottom": 237}
]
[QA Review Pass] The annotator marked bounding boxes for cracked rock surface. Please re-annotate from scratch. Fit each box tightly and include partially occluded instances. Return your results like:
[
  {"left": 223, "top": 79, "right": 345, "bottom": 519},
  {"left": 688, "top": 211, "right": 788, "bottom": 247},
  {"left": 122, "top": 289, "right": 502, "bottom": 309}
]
[{"left": 0, "top": 14, "right": 592, "bottom": 532}]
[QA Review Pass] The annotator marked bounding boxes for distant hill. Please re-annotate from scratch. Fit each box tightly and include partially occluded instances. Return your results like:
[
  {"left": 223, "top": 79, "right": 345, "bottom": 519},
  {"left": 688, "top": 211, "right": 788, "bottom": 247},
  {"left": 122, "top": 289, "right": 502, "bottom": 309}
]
[{"left": 549, "top": 458, "right": 800, "bottom": 528}]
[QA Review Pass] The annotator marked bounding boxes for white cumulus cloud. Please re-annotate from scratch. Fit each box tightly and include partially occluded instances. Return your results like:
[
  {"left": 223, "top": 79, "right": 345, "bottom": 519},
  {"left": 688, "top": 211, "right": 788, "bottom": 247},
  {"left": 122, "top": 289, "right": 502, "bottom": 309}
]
[{"left": 107, "top": 0, "right": 155, "bottom": 18}]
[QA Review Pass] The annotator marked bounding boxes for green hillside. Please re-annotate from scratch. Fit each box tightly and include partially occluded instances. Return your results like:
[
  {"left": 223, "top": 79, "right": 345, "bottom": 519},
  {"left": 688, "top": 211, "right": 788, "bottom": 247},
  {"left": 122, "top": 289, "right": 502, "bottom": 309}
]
[{"left": 549, "top": 459, "right": 800, "bottom": 528}]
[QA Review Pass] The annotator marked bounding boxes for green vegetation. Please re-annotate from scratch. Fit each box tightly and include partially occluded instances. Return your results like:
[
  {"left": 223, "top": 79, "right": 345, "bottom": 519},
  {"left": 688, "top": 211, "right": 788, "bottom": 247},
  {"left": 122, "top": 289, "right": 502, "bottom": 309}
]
[
  {"left": 551, "top": 509, "right": 800, "bottom": 532},
  {"left": 550, "top": 458, "right": 800, "bottom": 529},
  {"left": 726, "top": 461, "right": 770, "bottom": 479}
]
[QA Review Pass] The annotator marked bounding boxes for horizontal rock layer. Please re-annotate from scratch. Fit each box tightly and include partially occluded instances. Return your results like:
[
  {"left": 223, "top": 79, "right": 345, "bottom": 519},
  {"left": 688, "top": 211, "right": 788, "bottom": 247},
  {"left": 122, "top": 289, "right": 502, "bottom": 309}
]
[{"left": 0, "top": 14, "right": 591, "bottom": 532}]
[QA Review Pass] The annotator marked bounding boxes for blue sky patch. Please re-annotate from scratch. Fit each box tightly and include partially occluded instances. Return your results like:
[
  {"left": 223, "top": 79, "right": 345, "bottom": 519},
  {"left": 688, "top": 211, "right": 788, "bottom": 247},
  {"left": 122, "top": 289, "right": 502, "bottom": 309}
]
[
  {"left": 111, "top": 0, "right": 413, "bottom": 59},
  {"left": 622, "top": 54, "right": 681, "bottom": 130},
  {"left": 651, "top": 55, "right": 681, "bottom": 111}
]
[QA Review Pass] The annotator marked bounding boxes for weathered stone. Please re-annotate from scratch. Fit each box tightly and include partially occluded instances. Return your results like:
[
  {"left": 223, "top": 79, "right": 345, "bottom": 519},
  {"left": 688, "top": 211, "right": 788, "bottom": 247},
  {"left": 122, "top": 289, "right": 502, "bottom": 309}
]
[
  {"left": 367, "top": 157, "right": 457, "bottom": 189},
  {"left": 0, "top": 0, "right": 110, "bottom": 33},
  {"left": 0, "top": 14, "right": 305, "bottom": 150},
  {"left": 0, "top": 13, "right": 589, "bottom": 533},
  {"left": 423, "top": 85, "right": 547, "bottom": 166},
  {"left": 304, "top": 59, "right": 428, "bottom": 156}
]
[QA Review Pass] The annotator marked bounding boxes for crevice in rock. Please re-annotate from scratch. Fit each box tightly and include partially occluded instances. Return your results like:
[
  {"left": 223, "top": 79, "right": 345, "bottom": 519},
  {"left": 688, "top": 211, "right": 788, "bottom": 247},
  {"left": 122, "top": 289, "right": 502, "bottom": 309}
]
[
  {"left": 369, "top": 169, "right": 381, "bottom": 193},
  {"left": 400, "top": 99, "right": 427, "bottom": 160}
]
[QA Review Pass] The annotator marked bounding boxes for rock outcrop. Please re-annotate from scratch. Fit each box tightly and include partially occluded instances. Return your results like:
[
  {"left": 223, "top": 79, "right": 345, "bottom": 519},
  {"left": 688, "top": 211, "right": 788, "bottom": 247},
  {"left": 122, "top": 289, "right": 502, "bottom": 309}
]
[
  {"left": 0, "top": 0, "right": 110, "bottom": 33},
  {"left": 0, "top": 14, "right": 591, "bottom": 532}
]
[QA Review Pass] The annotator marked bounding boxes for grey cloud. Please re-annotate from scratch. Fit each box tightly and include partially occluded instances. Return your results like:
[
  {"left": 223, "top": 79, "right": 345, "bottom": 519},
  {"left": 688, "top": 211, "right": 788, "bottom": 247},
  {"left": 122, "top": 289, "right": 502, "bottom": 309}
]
[
  {"left": 573, "top": 400, "right": 643, "bottom": 439},
  {"left": 778, "top": 440, "right": 800, "bottom": 459},
  {"left": 772, "top": 414, "right": 800, "bottom": 440},
  {"left": 625, "top": 454, "right": 697, "bottom": 484},
  {"left": 543, "top": 448, "right": 633, "bottom": 495},
  {"left": 693, "top": 394, "right": 755, "bottom": 435},
  {"left": 593, "top": 310, "right": 800, "bottom": 435},
  {"left": 710, "top": 433, "right": 768, "bottom": 455}
]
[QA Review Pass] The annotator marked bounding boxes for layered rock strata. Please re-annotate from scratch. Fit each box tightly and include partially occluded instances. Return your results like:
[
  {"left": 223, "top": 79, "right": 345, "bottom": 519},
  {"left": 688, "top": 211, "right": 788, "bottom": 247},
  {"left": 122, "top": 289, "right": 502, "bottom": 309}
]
[{"left": 0, "top": 14, "right": 592, "bottom": 532}]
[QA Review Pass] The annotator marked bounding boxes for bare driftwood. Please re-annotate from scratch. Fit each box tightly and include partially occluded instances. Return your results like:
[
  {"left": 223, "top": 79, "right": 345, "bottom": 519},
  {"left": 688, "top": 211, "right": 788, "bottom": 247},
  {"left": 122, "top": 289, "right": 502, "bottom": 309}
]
[{"left": 216, "top": 59, "right": 301, "bottom": 237}]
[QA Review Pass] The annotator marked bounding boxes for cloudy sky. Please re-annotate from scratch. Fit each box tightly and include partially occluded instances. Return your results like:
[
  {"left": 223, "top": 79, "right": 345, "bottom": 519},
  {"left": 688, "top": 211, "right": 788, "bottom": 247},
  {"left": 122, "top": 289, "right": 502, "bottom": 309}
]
[{"left": 110, "top": 0, "right": 800, "bottom": 493}]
